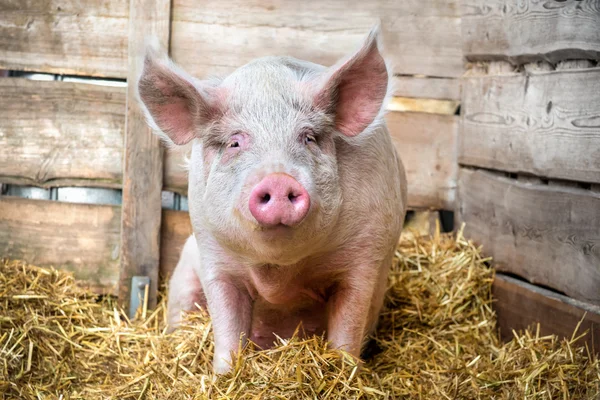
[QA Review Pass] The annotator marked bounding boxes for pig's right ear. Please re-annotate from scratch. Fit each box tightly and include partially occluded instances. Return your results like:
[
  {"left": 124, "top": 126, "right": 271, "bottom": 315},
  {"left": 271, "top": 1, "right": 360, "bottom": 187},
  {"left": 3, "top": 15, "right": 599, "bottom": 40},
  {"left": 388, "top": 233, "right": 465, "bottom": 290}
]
[{"left": 137, "top": 45, "right": 223, "bottom": 146}]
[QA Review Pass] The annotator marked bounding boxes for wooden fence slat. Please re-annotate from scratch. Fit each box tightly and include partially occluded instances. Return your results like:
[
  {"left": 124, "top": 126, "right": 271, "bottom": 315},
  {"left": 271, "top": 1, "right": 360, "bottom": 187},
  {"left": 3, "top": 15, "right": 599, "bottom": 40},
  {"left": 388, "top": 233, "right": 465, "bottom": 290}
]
[
  {"left": 461, "top": 0, "right": 600, "bottom": 63},
  {"left": 392, "top": 76, "right": 461, "bottom": 101},
  {"left": 119, "top": 0, "right": 171, "bottom": 312},
  {"left": 0, "top": 78, "right": 125, "bottom": 188},
  {"left": 457, "top": 168, "right": 600, "bottom": 305},
  {"left": 388, "top": 112, "right": 458, "bottom": 210},
  {"left": 171, "top": 0, "right": 463, "bottom": 79},
  {"left": 0, "top": 0, "right": 128, "bottom": 78},
  {"left": 164, "top": 111, "right": 459, "bottom": 210},
  {"left": 160, "top": 209, "right": 193, "bottom": 281},
  {"left": 493, "top": 273, "right": 600, "bottom": 355},
  {"left": 460, "top": 68, "right": 600, "bottom": 184},
  {"left": 0, "top": 196, "right": 120, "bottom": 294},
  {"left": 1, "top": 0, "right": 463, "bottom": 80}
]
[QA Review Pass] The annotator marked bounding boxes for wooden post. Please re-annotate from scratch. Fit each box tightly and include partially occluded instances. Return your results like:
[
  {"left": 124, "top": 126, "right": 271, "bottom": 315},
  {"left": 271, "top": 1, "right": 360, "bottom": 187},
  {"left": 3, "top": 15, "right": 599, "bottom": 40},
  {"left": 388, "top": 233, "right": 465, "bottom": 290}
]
[{"left": 119, "top": 0, "right": 171, "bottom": 314}]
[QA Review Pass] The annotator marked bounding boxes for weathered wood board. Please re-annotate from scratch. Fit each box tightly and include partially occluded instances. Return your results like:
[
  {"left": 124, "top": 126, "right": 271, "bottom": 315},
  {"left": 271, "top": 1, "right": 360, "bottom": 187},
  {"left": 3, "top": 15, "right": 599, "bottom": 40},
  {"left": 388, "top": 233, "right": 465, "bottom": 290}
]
[
  {"left": 0, "top": 0, "right": 129, "bottom": 78},
  {"left": 457, "top": 168, "right": 600, "bottom": 305},
  {"left": 1, "top": 1, "right": 463, "bottom": 80},
  {"left": 171, "top": 0, "right": 463, "bottom": 78},
  {"left": 392, "top": 76, "right": 461, "bottom": 101},
  {"left": 0, "top": 198, "right": 191, "bottom": 295},
  {"left": 460, "top": 68, "right": 600, "bottom": 184},
  {"left": 0, "top": 196, "right": 121, "bottom": 294},
  {"left": 165, "top": 111, "right": 459, "bottom": 210},
  {"left": 0, "top": 78, "right": 125, "bottom": 188},
  {"left": 160, "top": 209, "right": 193, "bottom": 281},
  {"left": 386, "top": 112, "right": 457, "bottom": 210},
  {"left": 462, "top": 0, "right": 600, "bottom": 63},
  {"left": 493, "top": 273, "right": 600, "bottom": 355},
  {"left": 119, "top": 0, "right": 171, "bottom": 313}
]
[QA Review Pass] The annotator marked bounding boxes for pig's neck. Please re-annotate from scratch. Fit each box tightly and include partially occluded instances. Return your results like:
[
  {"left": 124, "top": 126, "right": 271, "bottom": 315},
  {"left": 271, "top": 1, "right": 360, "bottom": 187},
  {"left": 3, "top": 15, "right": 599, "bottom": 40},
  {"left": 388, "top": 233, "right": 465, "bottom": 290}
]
[{"left": 247, "top": 261, "right": 328, "bottom": 305}]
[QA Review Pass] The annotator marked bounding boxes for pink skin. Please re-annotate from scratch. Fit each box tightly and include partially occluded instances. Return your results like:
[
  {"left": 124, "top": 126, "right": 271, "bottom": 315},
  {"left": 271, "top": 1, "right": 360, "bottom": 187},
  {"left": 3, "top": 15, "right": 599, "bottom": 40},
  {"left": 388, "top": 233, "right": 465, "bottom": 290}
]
[
  {"left": 248, "top": 173, "right": 310, "bottom": 228},
  {"left": 139, "top": 26, "right": 408, "bottom": 374}
]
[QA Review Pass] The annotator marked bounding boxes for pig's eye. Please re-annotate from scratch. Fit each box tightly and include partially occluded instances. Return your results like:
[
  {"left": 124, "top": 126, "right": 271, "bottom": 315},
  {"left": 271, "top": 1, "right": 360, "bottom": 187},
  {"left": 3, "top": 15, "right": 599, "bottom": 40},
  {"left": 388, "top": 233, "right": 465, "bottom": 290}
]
[
  {"left": 225, "top": 132, "right": 245, "bottom": 150},
  {"left": 303, "top": 131, "right": 317, "bottom": 145}
]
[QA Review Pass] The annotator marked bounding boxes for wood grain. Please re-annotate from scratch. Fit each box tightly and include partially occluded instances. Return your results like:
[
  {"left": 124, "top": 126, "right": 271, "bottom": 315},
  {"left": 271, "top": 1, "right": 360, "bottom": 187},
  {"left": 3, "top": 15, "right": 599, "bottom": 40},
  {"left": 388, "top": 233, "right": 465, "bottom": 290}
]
[
  {"left": 462, "top": 0, "right": 600, "bottom": 63},
  {"left": 457, "top": 168, "right": 600, "bottom": 305},
  {"left": 392, "top": 76, "right": 461, "bottom": 101},
  {"left": 0, "top": 78, "right": 125, "bottom": 188},
  {"left": 163, "top": 149, "right": 189, "bottom": 196},
  {"left": 165, "top": 112, "right": 459, "bottom": 210},
  {"left": 119, "top": 0, "right": 171, "bottom": 312},
  {"left": 388, "top": 97, "right": 460, "bottom": 115},
  {"left": 160, "top": 209, "right": 193, "bottom": 281},
  {"left": 460, "top": 68, "right": 600, "bottom": 184},
  {"left": 0, "top": 196, "right": 120, "bottom": 294},
  {"left": 0, "top": 0, "right": 128, "bottom": 78},
  {"left": 493, "top": 273, "right": 600, "bottom": 355},
  {"left": 171, "top": 0, "right": 463, "bottom": 79},
  {"left": 387, "top": 112, "right": 458, "bottom": 210}
]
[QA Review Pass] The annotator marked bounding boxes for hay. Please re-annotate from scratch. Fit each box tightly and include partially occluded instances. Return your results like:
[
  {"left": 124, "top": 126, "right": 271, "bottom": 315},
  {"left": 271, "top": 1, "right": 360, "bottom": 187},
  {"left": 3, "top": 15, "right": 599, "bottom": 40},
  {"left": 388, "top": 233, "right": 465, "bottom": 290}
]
[{"left": 1, "top": 229, "right": 598, "bottom": 399}]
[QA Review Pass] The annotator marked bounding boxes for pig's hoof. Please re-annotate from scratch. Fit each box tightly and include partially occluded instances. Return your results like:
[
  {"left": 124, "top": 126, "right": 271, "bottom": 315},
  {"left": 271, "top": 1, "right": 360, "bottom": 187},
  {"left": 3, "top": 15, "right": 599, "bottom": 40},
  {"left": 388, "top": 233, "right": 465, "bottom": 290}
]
[{"left": 212, "top": 356, "right": 233, "bottom": 375}]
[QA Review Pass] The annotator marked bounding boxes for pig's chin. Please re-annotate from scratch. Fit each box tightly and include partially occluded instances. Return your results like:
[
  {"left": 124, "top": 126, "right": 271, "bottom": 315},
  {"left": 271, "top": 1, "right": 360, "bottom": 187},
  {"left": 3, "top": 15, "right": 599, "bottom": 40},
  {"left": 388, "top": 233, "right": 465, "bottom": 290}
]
[
  {"left": 226, "top": 205, "right": 329, "bottom": 264},
  {"left": 250, "top": 218, "right": 305, "bottom": 240},
  {"left": 247, "top": 221, "right": 318, "bottom": 264}
]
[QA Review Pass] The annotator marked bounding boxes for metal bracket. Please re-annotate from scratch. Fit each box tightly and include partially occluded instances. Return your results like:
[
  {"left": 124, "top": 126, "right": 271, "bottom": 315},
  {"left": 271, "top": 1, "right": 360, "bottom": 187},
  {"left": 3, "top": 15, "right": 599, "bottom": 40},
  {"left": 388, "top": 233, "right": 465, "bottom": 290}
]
[{"left": 129, "top": 276, "right": 150, "bottom": 319}]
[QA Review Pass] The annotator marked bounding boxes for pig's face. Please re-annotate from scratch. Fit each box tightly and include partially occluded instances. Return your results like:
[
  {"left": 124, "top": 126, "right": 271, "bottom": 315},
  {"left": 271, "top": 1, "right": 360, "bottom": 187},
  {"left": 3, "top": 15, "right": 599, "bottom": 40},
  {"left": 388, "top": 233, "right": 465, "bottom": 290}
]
[
  {"left": 138, "top": 29, "right": 389, "bottom": 265},
  {"left": 195, "top": 59, "right": 344, "bottom": 264}
]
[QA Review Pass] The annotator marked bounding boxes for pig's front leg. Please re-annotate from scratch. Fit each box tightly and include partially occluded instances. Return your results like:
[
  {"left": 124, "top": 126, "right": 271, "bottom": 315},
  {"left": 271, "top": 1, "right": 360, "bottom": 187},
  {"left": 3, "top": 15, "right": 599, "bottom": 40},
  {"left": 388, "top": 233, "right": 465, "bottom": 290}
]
[
  {"left": 203, "top": 278, "right": 252, "bottom": 374},
  {"left": 326, "top": 268, "right": 381, "bottom": 360}
]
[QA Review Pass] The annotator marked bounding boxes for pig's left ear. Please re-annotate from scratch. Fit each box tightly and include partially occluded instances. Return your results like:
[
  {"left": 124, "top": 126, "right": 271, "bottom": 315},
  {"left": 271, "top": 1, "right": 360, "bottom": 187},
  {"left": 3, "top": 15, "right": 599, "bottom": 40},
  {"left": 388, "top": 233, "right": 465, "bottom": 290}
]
[
  {"left": 313, "top": 26, "right": 389, "bottom": 137},
  {"left": 137, "top": 42, "right": 224, "bottom": 146}
]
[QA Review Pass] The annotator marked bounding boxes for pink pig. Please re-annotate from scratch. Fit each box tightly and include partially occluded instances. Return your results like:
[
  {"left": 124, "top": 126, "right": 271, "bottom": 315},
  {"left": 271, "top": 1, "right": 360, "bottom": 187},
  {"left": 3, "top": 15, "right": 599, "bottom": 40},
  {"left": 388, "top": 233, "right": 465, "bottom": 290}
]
[{"left": 138, "top": 26, "right": 407, "bottom": 374}]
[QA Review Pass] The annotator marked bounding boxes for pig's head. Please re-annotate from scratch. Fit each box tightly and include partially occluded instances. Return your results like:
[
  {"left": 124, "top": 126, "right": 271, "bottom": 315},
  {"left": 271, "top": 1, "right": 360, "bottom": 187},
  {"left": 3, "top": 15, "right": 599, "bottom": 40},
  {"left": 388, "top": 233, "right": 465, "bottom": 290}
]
[{"left": 137, "top": 27, "right": 390, "bottom": 265}]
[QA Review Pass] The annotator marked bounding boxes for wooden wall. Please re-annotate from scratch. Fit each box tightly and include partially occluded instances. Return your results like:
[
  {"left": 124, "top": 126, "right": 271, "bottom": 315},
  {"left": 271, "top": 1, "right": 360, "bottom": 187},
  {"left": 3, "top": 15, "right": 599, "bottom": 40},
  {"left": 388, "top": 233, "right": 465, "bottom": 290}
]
[
  {"left": 0, "top": 0, "right": 461, "bottom": 298},
  {"left": 458, "top": 0, "right": 600, "bottom": 346}
]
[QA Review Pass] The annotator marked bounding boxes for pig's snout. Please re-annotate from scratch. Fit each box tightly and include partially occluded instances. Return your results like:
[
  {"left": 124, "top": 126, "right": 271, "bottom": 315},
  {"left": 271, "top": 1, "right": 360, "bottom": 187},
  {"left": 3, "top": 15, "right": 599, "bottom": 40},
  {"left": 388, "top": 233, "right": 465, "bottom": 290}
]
[{"left": 249, "top": 174, "right": 310, "bottom": 228}]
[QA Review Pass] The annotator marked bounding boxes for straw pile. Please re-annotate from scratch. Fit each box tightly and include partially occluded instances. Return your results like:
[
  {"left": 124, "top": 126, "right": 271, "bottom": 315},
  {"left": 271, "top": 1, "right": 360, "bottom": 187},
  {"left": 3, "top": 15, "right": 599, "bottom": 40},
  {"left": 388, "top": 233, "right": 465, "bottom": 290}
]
[{"left": 1, "top": 228, "right": 598, "bottom": 399}]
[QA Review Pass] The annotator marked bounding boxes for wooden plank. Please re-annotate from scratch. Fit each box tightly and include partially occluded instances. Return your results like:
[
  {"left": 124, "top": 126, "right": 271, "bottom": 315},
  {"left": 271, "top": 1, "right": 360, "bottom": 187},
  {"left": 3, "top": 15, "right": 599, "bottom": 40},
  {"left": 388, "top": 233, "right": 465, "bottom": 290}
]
[
  {"left": 171, "top": 0, "right": 463, "bottom": 79},
  {"left": 388, "top": 112, "right": 457, "bottom": 210},
  {"left": 0, "top": 78, "right": 125, "bottom": 188},
  {"left": 392, "top": 76, "right": 461, "bottom": 101},
  {"left": 462, "top": 0, "right": 600, "bottom": 63},
  {"left": 0, "top": 196, "right": 120, "bottom": 294},
  {"left": 460, "top": 68, "right": 600, "bottom": 184},
  {"left": 160, "top": 209, "right": 193, "bottom": 281},
  {"left": 0, "top": 0, "right": 128, "bottom": 78},
  {"left": 119, "top": 0, "right": 171, "bottom": 312},
  {"left": 388, "top": 97, "right": 460, "bottom": 115},
  {"left": 457, "top": 168, "right": 600, "bottom": 305},
  {"left": 493, "top": 273, "right": 600, "bottom": 355},
  {"left": 165, "top": 111, "right": 459, "bottom": 210},
  {"left": 163, "top": 149, "right": 189, "bottom": 197}
]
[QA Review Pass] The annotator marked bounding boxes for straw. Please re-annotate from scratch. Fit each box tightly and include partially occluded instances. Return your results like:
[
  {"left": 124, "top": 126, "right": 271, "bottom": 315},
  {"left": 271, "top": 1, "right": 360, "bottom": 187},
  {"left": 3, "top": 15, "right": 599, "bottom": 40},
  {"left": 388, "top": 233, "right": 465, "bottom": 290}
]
[{"left": 1, "top": 229, "right": 598, "bottom": 399}]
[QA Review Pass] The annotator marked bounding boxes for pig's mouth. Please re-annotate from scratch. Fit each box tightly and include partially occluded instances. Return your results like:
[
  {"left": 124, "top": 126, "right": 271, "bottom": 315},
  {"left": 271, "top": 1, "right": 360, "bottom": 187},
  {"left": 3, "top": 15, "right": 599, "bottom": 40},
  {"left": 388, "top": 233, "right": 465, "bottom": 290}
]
[{"left": 255, "top": 222, "right": 298, "bottom": 234}]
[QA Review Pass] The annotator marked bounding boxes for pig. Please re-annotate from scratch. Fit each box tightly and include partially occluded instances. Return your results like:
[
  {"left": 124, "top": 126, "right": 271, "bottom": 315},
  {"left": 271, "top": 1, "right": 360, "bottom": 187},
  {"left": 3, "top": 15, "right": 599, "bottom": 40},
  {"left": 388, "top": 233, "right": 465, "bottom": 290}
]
[{"left": 137, "top": 26, "right": 407, "bottom": 374}]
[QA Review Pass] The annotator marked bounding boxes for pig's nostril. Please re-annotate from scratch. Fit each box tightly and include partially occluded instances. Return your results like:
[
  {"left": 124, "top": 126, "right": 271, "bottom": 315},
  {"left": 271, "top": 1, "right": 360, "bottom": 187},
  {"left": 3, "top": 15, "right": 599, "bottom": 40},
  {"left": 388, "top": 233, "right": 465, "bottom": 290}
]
[{"left": 249, "top": 174, "right": 310, "bottom": 227}]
